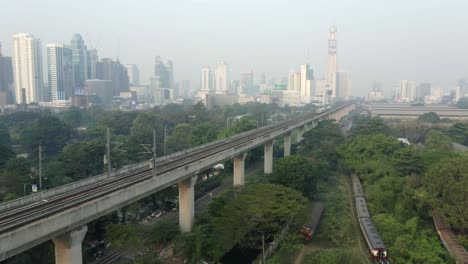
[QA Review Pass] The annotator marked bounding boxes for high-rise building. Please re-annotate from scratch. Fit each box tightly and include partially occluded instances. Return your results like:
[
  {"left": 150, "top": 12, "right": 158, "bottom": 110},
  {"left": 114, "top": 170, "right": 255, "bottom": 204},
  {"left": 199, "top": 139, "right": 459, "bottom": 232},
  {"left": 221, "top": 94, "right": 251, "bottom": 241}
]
[
  {"left": 416, "top": 83, "right": 431, "bottom": 101},
  {"left": 240, "top": 70, "right": 253, "bottom": 95},
  {"left": 180, "top": 80, "right": 190, "bottom": 98},
  {"left": 201, "top": 65, "right": 212, "bottom": 91},
  {"left": 334, "top": 72, "right": 351, "bottom": 99},
  {"left": 47, "top": 43, "right": 74, "bottom": 103},
  {"left": 125, "top": 64, "right": 140, "bottom": 85},
  {"left": 300, "top": 64, "right": 313, "bottom": 102},
  {"left": 153, "top": 56, "right": 174, "bottom": 99},
  {"left": 215, "top": 61, "right": 228, "bottom": 95},
  {"left": 288, "top": 70, "right": 301, "bottom": 92},
  {"left": 395, "top": 80, "right": 416, "bottom": 102},
  {"left": 0, "top": 43, "right": 14, "bottom": 105},
  {"left": 87, "top": 48, "right": 98, "bottom": 80},
  {"left": 13, "top": 33, "right": 43, "bottom": 104},
  {"left": 96, "top": 58, "right": 130, "bottom": 96},
  {"left": 327, "top": 25, "right": 338, "bottom": 96},
  {"left": 70, "top": 34, "right": 88, "bottom": 92}
]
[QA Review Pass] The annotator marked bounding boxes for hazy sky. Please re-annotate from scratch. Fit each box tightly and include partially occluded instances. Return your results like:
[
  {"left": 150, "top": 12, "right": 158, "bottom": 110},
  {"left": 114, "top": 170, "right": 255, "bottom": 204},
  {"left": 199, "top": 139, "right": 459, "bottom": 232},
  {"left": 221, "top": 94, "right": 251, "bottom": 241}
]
[{"left": 2, "top": 0, "right": 468, "bottom": 96}]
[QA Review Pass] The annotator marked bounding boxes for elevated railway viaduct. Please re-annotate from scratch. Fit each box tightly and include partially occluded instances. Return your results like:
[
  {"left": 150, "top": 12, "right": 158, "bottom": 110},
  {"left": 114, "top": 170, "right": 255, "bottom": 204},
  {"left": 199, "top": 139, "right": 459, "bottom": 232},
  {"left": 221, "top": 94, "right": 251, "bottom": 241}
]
[{"left": 0, "top": 102, "right": 355, "bottom": 264}]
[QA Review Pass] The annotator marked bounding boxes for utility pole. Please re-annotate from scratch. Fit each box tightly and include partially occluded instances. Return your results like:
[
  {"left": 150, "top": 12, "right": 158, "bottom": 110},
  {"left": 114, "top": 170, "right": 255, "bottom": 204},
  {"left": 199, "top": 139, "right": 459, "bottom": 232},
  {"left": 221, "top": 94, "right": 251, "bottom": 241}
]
[
  {"left": 38, "top": 144, "right": 43, "bottom": 190},
  {"left": 163, "top": 126, "right": 167, "bottom": 156},
  {"left": 153, "top": 129, "right": 157, "bottom": 177},
  {"left": 106, "top": 128, "right": 111, "bottom": 176},
  {"left": 262, "top": 234, "right": 266, "bottom": 264}
]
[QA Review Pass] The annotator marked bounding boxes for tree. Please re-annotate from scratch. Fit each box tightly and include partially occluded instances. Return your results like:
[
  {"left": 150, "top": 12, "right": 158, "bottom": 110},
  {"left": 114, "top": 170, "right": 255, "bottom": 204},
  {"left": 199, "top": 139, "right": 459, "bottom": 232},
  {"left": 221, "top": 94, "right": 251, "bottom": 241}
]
[
  {"left": 20, "top": 116, "right": 72, "bottom": 156},
  {"left": 350, "top": 116, "right": 390, "bottom": 137},
  {"left": 192, "top": 122, "right": 219, "bottom": 146},
  {"left": 418, "top": 112, "right": 440, "bottom": 123},
  {"left": 457, "top": 97, "right": 468, "bottom": 109},
  {"left": 62, "top": 107, "right": 83, "bottom": 128},
  {"left": 423, "top": 156, "right": 468, "bottom": 233},
  {"left": 268, "top": 155, "right": 323, "bottom": 197},
  {"left": 199, "top": 184, "right": 306, "bottom": 261},
  {"left": 424, "top": 130, "right": 453, "bottom": 151},
  {"left": 0, "top": 158, "right": 31, "bottom": 196},
  {"left": 448, "top": 122, "right": 468, "bottom": 145},
  {"left": 0, "top": 144, "right": 14, "bottom": 168},
  {"left": 299, "top": 120, "right": 344, "bottom": 166},
  {"left": 0, "top": 127, "right": 11, "bottom": 145},
  {"left": 218, "top": 116, "right": 257, "bottom": 139},
  {"left": 167, "top": 123, "right": 193, "bottom": 153},
  {"left": 391, "top": 120, "right": 429, "bottom": 144}
]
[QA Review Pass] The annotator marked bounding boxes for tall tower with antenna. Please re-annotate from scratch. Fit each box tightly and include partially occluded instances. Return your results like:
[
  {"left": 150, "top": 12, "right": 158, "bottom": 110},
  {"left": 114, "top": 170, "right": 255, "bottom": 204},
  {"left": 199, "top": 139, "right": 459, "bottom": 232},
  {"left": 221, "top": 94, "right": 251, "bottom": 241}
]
[{"left": 327, "top": 25, "right": 338, "bottom": 97}]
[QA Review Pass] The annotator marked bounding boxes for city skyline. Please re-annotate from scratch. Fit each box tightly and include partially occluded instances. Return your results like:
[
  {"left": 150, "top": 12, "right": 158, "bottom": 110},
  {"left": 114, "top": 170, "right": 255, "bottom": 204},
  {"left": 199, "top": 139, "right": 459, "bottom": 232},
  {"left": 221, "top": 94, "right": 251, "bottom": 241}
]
[{"left": 1, "top": 1, "right": 467, "bottom": 96}]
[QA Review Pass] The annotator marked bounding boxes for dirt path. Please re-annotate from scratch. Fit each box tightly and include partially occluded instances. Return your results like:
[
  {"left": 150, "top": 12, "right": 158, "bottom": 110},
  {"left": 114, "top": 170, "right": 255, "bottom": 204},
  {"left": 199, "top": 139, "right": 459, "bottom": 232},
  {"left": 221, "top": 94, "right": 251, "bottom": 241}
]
[{"left": 293, "top": 174, "right": 372, "bottom": 264}]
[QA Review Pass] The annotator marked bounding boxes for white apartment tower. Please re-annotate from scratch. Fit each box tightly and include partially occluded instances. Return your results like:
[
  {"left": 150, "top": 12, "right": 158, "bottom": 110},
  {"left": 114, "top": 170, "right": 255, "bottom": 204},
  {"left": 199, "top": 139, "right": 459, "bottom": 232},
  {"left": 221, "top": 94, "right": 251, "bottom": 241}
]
[
  {"left": 125, "top": 64, "right": 140, "bottom": 85},
  {"left": 47, "top": 43, "right": 74, "bottom": 103},
  {"left": 215, "top": 61, "right": 228, "bottom": 95},
  {"left": 13, "top": 33, "right": 43, "bottom": 104},
  {"left": 300, "top": 64, "right": 313, "bottom": 102},
  {"left": 201, "top": 65, "right": 212, "bottom": 91},
  {"left": 327, "top": 25, "right": 338, "bottom": 97},
  {"left": 395, "top": 80, "right": 416, "bottom": 102}
]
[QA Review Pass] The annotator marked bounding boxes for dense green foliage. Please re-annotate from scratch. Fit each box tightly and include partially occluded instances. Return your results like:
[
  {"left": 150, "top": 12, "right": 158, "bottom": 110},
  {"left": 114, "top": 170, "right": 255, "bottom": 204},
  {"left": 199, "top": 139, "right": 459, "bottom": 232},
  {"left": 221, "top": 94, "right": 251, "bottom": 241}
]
[
  {"left": 182, "top": 184, "right": 306, "bottom": 262},
  {"left": 418, "top": 112, "right": 441, "bottom": 123},
  {"left": 298, "top": 120, "right": 345, "bottom": 167},
  {"left": 422, "top": 156, "right": 468, "bottom": 233},
  {"left": 340, "top": 114, "right": 458, "bottom": 263},
  {"left": 268, "top": 155, "right": 324, "bottom": 197}
]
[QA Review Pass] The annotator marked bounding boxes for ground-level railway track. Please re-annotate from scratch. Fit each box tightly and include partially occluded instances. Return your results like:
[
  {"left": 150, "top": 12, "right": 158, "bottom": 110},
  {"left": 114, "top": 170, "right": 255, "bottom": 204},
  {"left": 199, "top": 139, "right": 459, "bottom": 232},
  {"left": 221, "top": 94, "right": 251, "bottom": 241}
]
[
  {"left": 95, "top": 179, "right": 233, "bottom": 264},
  {"left": 433, "top": 216, "right": 468, "bottom": 264},
  {"left": 0, "top": 106, "right": 331, "bottom": 235}
]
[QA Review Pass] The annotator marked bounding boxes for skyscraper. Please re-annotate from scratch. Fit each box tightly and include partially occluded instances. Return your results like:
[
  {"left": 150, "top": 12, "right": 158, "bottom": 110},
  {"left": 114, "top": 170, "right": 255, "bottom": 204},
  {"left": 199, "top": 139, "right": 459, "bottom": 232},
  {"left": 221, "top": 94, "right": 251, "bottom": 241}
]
[
  {"left": 13, "top": 33, "right": 43, "bottom": 104},
  {"left": 201, "top": 65, "right": 212, "bottom": 91},
  {"left": 125, "top": 64, "right": 140, "bottom": 85},
  {"left": 96, "top": 58, "right": 129, "bottom": 96},
  {"left": 0, "top": 43, "right": 14, "bottom": 105},
  {"left": 240, "top": 71, "right": 253, "bottom": 95},
  {"left": 300, "top": 64, "right": 313, "bottom": 102},
  {"left": 87, "top": 48, "right": 99, "bottom": 79},
  {"left": 70, "top": 34, "right": 88, "bottom": 92},
  {"left": 395, "top": 80, "right": 416, "bottom": 102},
  {"left": 47, "top": 44, "right": 74, "bottom": 103},
  {"left": 327, "top": 25, "right": 338, "bottom": 97},
  {"left": 215, "top": 61, "right": 228, "bottom": 95},
  {"left": 335, "top": 72, "right": 351, "bottom": 98},
  {"left": 154, "top": 56, "right": 174, "bottom": 98}
]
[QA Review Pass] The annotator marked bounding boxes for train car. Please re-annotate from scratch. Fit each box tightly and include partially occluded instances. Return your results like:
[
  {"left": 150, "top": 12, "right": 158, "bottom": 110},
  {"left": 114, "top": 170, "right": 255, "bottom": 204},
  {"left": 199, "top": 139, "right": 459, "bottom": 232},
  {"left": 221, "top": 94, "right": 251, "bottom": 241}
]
[
  {"left": 359, "top": 217, "right": 389, "bottom": 263},
  {"left": 352, "top": 174, "right": 389, "bottom": 264},
  {"left": 355, "top": 197, "right": 371, "bottom": 219},
  {"left": 352, "top": 175, "right": 364, "bottom": 198},
  {"left": 300, "top": 202, "right": 324, "bottom": 240}
]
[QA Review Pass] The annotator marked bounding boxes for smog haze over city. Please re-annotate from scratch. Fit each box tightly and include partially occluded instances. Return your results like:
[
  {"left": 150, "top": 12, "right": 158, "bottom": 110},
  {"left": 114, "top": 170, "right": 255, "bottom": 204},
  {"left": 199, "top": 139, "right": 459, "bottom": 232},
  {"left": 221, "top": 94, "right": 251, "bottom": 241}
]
[{"left": 2, "top": 0, "right": 467, "bottom": 96}]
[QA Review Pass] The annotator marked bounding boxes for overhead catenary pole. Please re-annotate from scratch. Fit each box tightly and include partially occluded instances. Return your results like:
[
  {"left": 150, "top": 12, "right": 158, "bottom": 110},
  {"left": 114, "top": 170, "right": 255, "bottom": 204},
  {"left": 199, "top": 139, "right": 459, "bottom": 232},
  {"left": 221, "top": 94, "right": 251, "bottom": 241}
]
[
  {"left": 153, "top": 129, "right": 157, "bottom": 177},
  {"left": 106, "top": 127, "right": 111, "bottom": 176},
  {"left": 163, "top": 126, "right": 167, "bottom": 156},
  {"left": 38, "top": 144, "right": 42, "bottom": 190}
]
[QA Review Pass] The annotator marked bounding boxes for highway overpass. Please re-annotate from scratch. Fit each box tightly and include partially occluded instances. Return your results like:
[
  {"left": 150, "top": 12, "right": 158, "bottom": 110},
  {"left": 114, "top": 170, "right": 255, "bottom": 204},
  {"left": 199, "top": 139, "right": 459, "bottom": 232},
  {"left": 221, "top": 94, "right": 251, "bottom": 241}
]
[
  {"left": 0, "top": 102, "right": 355, "bottom": 264},
  {"left": 368, "top": 103, "right": 468, "bottom": 120}
]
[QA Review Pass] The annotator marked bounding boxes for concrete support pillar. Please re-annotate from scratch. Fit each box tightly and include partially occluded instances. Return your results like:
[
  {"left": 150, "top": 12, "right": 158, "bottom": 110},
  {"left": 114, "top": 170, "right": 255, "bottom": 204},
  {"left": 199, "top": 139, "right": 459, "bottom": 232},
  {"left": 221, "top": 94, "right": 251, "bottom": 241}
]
[
  {"left": 284, "top": 132, "right": 291, "bottom": 157},
  {"left": 178, "top": 176, "right": 198, "bottom": 233},
  {"left": 233, "top": 153, "right": 247, "bottom": 186},
  {"left": 264, "top": 140, "right": 274, "bottom": 174},
  {"left": 297, "top": 126, "right": 305, "bottom": 142},
  {"left": 53, "top": 225, "right": 87, "bottom": 264}
]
